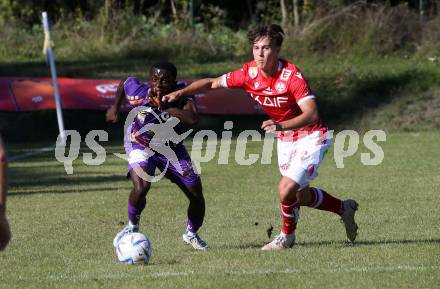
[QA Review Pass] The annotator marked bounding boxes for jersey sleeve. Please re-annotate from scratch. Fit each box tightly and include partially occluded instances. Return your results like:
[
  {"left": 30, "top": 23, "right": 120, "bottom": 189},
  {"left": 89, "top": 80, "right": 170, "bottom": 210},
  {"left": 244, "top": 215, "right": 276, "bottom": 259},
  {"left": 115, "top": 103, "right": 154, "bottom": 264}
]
[
  {"left": 289, "top": 72, "right": 315, "bottom": 105},
  {"left": 224, "top": 65, "right": 247, "bottom": 89},
  {"left": 124, "top": 77, "right": 149, "bottom": 107}
]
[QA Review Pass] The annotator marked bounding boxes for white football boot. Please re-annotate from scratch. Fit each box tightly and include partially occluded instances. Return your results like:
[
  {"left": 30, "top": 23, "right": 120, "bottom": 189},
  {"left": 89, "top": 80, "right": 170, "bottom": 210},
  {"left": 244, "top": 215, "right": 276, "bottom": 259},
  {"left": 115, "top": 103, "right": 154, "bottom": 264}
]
[
  {"left": 182, "top": 231, "right": 209, "bottom": 250},
  {"left": 261, "top": 232, "right": 295, "bottom": 250},
  {"left": 113, "top": 224, "right": 139, "bottom": 248},
  {"left": 340, "top": 199, "right": 359, "bottom": 243}
]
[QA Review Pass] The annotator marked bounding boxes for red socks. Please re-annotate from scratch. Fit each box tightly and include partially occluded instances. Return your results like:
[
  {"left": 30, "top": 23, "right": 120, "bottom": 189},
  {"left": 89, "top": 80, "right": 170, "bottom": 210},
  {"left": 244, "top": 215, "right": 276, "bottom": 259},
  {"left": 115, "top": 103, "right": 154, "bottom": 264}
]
[
  {"left": 279, "top": 188, "right": 343, "bottom": 235},
  {"left": 309, "top": 187, "right": 344, "bottom": 215},
  {"left": 280, "top": 200, "right": 300, "bottom": 234}
]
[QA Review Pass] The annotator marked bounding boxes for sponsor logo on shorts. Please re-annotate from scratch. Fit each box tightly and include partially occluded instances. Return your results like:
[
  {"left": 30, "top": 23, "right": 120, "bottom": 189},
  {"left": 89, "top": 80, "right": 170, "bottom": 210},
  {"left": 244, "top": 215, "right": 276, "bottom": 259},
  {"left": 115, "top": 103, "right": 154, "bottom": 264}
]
[
  {"left": 279, "top": 163, "right": 290, "bottom": 171},
  {"left": 300, "top": 150, "right": 309, "bottom": 161}
]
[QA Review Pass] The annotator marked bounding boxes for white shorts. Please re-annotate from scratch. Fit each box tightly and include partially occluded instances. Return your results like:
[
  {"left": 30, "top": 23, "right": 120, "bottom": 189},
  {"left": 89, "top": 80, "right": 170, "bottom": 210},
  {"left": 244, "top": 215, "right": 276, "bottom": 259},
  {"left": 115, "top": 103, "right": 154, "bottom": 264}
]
[{"left": 277, "top": 131, "right": 331, "bottom": 189}]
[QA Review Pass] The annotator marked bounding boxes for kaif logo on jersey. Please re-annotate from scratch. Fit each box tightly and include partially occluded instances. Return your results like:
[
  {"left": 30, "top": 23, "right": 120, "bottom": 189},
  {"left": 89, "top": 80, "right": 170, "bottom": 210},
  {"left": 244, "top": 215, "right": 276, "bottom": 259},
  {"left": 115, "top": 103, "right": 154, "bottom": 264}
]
[{"left": 252, "top": 94, "right": 289, "bottom": 107}]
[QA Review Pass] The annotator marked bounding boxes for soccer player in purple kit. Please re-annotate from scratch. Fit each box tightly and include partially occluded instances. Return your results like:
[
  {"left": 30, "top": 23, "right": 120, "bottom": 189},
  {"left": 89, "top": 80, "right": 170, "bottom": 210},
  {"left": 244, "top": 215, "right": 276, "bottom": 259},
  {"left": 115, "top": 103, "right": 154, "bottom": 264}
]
[{"left": 106, "top": 62, "right": 208, "bottom": 250}]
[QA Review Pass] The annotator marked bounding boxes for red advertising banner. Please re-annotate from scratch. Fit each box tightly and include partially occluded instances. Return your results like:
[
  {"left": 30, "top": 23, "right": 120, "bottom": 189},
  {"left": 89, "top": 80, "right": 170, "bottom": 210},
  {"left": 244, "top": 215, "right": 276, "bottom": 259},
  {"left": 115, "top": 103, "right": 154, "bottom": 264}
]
[{"left": 0, "top": 77, "right": 265, "bottom": 115}]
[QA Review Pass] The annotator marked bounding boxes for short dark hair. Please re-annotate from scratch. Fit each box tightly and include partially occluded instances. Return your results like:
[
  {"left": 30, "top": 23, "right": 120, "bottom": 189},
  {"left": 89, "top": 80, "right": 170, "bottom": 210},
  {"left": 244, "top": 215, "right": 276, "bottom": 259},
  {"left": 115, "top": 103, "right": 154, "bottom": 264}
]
[
  {"left": 150, "top": 62, "right": 177, "bottom": 79},
  {"left": 247, "top": 24, "right": 285, "bottom": 47}
]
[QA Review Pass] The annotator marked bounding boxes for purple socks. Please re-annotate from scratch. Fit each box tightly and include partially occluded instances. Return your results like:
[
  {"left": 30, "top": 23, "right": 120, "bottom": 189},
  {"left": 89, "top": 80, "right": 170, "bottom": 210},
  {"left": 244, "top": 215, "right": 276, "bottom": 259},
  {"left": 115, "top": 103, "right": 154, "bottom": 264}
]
[{"left": 128, "top": 198, "right": 146, "bottom": 226}]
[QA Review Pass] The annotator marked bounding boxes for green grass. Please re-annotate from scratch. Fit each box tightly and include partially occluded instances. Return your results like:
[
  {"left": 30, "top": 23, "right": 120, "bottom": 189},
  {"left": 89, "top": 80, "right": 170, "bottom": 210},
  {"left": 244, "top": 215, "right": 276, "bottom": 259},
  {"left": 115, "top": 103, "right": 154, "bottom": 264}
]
[{"left": 1, "top": 132, "right": 439, "bottom": 288}]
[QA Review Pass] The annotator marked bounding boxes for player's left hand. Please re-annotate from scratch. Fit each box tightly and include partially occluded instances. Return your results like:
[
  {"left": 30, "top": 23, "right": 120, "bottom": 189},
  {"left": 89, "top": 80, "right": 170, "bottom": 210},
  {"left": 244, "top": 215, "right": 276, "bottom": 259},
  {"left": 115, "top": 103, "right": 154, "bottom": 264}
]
[
  {"left": 261, "top": 119, "right": 281, "bottom": 133},
  {"left": 105, "top": 105, "right": 119, "bottom": 123}
]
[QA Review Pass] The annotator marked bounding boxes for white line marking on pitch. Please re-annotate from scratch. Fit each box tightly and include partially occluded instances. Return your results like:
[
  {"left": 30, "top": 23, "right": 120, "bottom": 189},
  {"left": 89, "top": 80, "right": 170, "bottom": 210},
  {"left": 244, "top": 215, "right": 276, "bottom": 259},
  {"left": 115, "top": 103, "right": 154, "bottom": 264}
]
[{"left": 8, "top": 146, "right": 55, "bottom": 161}]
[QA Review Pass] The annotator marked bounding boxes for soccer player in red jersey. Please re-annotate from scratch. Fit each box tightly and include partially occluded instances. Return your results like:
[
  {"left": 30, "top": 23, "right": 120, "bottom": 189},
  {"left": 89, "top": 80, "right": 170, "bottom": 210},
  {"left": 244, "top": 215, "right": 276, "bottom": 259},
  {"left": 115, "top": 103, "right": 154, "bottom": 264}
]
[
  {"left": 0, "top": 135, "right": 11, "bottom": 251},
  {"left": 163, "top": 24, "right": 359, "bottom": 250}
]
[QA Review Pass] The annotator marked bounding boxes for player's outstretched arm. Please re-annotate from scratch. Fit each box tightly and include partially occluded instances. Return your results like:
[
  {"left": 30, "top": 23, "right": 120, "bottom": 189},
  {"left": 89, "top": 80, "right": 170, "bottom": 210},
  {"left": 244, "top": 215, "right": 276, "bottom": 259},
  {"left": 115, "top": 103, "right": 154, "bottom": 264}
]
[
  {"left": 162, "top": 76, "right": 224, "bottom": 103},
  {"left": 105, "top": 80, "right": 125, "bottom": 123},
  {"left": 0, "top": 139, "right": 11, "bottom": 251},
  {"left": 261, "top": 99, "right": 320, "bottom": 132},
  {"left": 166, "top": 100, "right": 199, "bottom": 126}
]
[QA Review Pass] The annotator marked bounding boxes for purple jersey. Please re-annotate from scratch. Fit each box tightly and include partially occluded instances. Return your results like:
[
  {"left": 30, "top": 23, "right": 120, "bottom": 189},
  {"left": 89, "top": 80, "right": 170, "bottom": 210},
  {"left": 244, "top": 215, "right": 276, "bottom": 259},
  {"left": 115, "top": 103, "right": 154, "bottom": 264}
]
[
  {"left": 124, "top": 77, "right": 193, "bottom": 146},
  {"left": 122, "top": 77, "right": 204, "bottom": 235}
]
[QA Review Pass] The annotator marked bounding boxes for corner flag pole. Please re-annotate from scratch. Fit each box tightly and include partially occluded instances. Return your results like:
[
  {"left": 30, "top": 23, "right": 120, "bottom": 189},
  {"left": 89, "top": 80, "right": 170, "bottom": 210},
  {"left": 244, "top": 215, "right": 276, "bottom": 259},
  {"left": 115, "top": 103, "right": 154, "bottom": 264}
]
[{"left": 42, "top": 11, "right": 66, "bottom": 144}]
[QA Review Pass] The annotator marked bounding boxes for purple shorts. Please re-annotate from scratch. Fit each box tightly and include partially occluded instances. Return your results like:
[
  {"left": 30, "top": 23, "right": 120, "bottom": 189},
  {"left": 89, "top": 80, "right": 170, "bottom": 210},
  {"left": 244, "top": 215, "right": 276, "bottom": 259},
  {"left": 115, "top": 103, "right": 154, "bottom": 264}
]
[{"left": 124, "top": 139, "right": 201, "bottom": 188}]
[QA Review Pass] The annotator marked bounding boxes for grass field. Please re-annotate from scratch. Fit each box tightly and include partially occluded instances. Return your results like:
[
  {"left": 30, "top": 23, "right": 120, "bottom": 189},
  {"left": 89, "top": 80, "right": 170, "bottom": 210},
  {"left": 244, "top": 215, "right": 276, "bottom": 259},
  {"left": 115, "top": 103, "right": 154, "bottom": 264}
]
[{"left": 1, "top": 131, "right": 439, "bottom": 289}]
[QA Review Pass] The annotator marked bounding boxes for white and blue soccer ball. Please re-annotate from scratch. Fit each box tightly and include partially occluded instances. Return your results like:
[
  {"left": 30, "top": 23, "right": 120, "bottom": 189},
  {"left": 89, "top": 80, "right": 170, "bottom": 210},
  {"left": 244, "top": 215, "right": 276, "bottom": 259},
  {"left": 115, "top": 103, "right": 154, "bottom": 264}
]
[{"left": 116, "top": 232, "right": 152, "bottom": 265}]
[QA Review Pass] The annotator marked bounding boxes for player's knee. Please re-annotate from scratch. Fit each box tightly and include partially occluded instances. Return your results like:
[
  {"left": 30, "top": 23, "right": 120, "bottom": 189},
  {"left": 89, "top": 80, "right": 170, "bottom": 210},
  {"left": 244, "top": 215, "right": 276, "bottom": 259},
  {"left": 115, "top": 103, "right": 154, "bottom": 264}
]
[
  {"left": 296, "top": 190, "right": 305, "bottom": 202},
  {"left": 189, "top": 195, "right": 205, "bottom": 214},
  {"left": 278, "top": 181, "right": 293, "bottom": 194},
  {"left": 195, "top": 193, "right": 205, "bottom": 205},
  {"left": 181, "top": 177, "right": 203, "bottom": 196},
  {"left": 133, "top": 181, "right": 150, "bottom": 197},
  {"left": 188, "top": 187, "right": 205, "bottom": 203},
  {"left": 278, "top": 181, "right": 298, "bottom": 200},
  {"left": 278, "top": 184, "right": 290, "bottom": 200}
]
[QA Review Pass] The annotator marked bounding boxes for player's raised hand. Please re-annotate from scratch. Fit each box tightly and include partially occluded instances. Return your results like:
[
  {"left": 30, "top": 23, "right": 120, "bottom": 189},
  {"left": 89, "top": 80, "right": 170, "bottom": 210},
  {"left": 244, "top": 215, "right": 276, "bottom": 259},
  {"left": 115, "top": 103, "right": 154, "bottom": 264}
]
[
  {"left": 261, "top": 119, "right": 280, "bottom": 133},
  {"left": 105, "top": 105, "right": 119, "bottom": 123},
  {"left": 0, "top": 208, "right": 10, "bottom": 251}
]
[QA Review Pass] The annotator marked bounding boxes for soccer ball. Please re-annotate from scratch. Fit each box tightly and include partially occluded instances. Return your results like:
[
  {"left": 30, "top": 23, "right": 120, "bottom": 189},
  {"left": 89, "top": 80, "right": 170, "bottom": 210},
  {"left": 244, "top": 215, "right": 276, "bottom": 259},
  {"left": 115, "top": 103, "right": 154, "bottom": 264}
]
[{"left": 116, "top": 232, "right": 152, "bottom": 265}]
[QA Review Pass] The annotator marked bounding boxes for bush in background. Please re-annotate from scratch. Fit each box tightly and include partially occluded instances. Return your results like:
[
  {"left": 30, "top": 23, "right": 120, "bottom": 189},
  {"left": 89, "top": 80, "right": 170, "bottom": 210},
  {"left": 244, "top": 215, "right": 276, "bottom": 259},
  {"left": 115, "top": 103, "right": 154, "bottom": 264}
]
[
  {"left": 283, "top": 2, "right": 439, "bottom": 57},
  {"left": 0, "top": 2, "right": 438, "bottom": 63}
]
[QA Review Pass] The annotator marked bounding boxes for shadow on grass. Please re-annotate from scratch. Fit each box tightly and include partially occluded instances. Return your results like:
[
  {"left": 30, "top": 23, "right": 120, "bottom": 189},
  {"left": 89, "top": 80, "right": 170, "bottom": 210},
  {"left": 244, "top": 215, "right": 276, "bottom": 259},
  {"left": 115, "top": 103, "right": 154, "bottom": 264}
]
[
  {"left": 7, "top": 164, "right": 173, "bottom": 194},
  {"left": 8, "top": 173, "right": 129, "bottom": 189},
  {"left": 9, "top": 186, "right": 123, "bottom": 196},
  {"left": 227, "top": 238, "right": 440, "bottom": 250},
  {"left": 296, "top": 238, "right": 440, "bottom": 247},
  {"left": 353, "top": 238, "right": 440, "bottom": 246}
]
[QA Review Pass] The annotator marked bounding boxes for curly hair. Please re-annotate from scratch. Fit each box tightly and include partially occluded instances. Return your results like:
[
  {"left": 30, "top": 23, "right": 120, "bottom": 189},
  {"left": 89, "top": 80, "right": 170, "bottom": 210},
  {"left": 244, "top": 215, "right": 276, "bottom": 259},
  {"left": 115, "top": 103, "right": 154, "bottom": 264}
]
[{"left": 247, "top": 24, "right": 285, "bottom": 47}]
